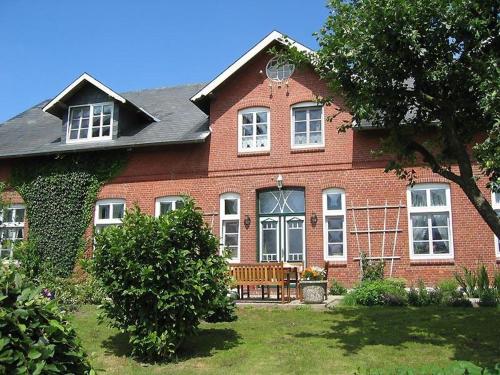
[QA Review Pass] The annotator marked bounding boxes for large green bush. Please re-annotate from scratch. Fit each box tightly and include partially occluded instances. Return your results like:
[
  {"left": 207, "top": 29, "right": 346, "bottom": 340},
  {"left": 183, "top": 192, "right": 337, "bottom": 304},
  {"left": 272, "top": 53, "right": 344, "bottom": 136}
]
[
  {"left": 344, "top": 279, "right": 408, "bottom": 306},
  {"left": 91, "top": 199, "right": 236, "bottom": 361},
  {"left": 0, "top": 260, "right": 94, "bottom": 374}
]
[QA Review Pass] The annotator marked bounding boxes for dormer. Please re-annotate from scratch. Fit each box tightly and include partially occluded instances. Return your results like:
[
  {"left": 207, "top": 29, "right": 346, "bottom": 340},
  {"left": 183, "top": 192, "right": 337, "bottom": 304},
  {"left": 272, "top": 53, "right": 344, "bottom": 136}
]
[{"left": 42, "top": 73, "right": 158, "bottom": 144}]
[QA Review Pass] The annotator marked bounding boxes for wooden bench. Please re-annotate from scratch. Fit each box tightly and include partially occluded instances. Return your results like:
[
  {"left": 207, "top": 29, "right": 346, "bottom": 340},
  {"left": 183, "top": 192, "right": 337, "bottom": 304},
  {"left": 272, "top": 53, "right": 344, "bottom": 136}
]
[{"left": 230, "top": 263, "right": 288, "bottom": 303}]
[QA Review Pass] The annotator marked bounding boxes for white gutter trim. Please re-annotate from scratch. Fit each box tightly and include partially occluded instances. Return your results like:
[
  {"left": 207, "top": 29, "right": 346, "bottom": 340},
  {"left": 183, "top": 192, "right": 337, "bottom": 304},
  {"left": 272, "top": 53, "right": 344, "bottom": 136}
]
[{"left": 190, "top": 31, "right": 314, "bottom": 102}]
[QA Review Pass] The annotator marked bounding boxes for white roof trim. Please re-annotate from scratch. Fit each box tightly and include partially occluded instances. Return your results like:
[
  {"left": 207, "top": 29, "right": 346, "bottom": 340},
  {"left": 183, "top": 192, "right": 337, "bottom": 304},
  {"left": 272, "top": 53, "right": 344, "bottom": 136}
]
[
  {"left": 42, "top": 73, "right": 158, "bottom": 122},
  {"left": 190, "top": 31, "right": 314, "bottom": 102},
  {"left": 42, "top": 73, "right": 126, "bottom": 113}
]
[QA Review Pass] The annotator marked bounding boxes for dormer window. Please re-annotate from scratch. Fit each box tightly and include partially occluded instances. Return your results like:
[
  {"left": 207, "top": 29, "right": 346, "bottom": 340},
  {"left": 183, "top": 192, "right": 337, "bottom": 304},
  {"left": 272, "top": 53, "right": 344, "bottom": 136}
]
[{"left": 67, "top": 102, "right": 113, "bottom": 142}]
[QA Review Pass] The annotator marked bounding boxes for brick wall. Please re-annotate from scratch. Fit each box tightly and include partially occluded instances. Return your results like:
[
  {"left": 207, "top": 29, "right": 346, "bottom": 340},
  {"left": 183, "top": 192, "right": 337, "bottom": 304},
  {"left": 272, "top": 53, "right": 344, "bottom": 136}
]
[{"left": 1, "top": 49, "right": 498, "bottom": 287}]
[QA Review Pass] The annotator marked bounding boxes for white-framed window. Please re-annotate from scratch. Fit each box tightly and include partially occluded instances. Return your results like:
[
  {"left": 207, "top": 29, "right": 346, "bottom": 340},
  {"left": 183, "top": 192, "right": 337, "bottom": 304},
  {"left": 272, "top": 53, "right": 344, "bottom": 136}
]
[
  {"left": 94, "top": 199, "right": 125, "bottom": 233},
  {"left": 238, "top": 107, "right": 270, "bottom": 153},
  {"left": 155, "top": 196, "right": 184, "bottom": 217},
  {"left": 407, "top": 184, "right": 454, "bottom": 259},
  {"left": 323, "top": 188, "right": 347, "bottom": 260},
  {"left": 493, "top": 192, "right": 500, "bottom": 257},
  {"left": 0, "top": 204, "right": 25, "bottom": 258},
  {"left": 67, "top": 102, "right": 114, "bottom": 142},
  {"left": 291, "top": 102, "right": 324, "bottom": 148},
  {"left": 220, "top": 193, "right": 240, "bottom": 262}
]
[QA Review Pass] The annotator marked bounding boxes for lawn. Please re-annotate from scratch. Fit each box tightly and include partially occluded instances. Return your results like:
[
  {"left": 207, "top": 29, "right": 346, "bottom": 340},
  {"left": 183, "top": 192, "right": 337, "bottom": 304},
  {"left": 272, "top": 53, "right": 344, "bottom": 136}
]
[{"left": 72, "top": 305, "right": 500, "bottom": 375}]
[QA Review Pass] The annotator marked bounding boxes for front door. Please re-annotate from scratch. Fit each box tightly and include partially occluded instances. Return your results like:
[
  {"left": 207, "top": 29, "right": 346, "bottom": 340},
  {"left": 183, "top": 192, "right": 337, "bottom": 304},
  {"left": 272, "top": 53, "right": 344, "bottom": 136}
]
[{"left": 258, "top": 189, "right": 306, "bottom": 263}]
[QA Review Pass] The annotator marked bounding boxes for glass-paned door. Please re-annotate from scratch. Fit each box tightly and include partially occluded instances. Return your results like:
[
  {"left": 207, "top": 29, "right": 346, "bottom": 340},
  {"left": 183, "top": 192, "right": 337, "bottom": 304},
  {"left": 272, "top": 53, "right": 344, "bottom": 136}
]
[
  {"left": 286, "top": 217, "right": 305, "bottom": 262},
  {"left": 258, "top": 189, "right": 306, "bottom": 262},
  {"left": 260, "top": 217, "right": 279, "bottom": 261}
]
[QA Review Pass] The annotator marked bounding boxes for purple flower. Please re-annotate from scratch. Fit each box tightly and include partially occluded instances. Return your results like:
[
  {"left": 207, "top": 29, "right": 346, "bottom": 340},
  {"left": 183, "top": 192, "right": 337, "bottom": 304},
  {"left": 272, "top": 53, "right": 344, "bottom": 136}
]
[{"left": 42, "top": 288, "right": 54, "bottom": 300}]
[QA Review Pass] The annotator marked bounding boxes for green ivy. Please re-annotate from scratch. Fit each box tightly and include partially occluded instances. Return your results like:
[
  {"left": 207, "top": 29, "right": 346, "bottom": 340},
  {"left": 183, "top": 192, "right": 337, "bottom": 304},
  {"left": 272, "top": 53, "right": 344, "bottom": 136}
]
[{"left": 11, "top": 152, "right": 127, "bottom": 277}]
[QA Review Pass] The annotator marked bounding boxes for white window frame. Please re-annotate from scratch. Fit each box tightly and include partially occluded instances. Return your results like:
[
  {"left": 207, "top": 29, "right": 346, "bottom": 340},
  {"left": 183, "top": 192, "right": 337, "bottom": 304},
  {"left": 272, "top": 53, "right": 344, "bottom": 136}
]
[
  {"left": 94, "top": 199, "right": 125, "bottom": 228},
  {"left": 323, "top": 188, "right": 347, "bottom": 261},
  {"left": 291, "top": 102, "right": 325, "bottom": 149},
  {"left": 155, "top": 196, "right": 184, "bottom": 217},
  {"left": 0, "top": 204, "right": 26, "bottom": 258},
  {"left": 237, "top": 107, "right": 271, "bottom": 153},
  {"left": 67, "top": 102, "right": 114, "bottom": 143},
  {"left": 493, "top": 192, "right": 500, "bottom": 257},
  {"left": 407, "top": 183, "right": 454, "bottom": 260},
  {"left": 220, "top": 193, "right": 240, "bottom": 262}
]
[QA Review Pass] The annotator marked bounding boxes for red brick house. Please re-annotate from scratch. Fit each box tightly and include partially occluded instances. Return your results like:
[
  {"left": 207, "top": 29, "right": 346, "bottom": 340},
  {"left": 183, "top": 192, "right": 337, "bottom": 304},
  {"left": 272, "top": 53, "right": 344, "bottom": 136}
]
[{"left": 0, "top": 31, "right": 498, "bottom": 286}]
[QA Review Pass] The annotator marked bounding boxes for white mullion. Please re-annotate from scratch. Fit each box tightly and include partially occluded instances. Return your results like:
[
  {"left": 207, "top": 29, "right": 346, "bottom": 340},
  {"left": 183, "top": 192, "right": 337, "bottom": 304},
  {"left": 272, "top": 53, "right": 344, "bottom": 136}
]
[
  {"left": 100, "top": 104, "right": 104, "bottom": 138},
  {"left": 252, "top": 112, "right": 257, "bottom": 148},
  {"left": 306, "top": 109, "right": 311, "bottom": 145}
]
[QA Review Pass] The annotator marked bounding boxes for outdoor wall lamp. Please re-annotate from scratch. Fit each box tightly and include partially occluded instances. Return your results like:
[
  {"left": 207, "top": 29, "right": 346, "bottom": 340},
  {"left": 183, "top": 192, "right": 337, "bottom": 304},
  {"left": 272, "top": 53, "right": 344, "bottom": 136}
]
[
  {"left": 310, "top": 212, "right": 318, "bottom": 227},
  {"left": 276, "top": 174, "right": 283, "bottom": 190},
  {"left": 244, "top": 215, "right": 251, "bottom": 229}
]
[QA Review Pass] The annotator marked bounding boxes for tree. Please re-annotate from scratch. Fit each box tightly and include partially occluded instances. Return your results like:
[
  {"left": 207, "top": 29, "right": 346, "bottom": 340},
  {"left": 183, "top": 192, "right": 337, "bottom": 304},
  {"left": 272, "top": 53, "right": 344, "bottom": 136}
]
[{"left": 285, "top": 0, "right": 500, "bottom": 236}]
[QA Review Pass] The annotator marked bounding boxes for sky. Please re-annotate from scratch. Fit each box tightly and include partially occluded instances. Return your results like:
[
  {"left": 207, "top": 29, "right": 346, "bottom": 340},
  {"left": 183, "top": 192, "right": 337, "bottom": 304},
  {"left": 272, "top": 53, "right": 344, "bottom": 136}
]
[{"left": 0, "top": 0, "right": 329, "bottom": 123}]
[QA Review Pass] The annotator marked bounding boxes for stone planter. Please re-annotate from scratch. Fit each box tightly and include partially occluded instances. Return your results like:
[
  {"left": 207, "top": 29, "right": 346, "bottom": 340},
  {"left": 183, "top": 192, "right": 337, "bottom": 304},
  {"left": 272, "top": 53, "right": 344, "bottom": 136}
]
[{"left": 301, "top": 280, "right": 327, "bottom": 304}]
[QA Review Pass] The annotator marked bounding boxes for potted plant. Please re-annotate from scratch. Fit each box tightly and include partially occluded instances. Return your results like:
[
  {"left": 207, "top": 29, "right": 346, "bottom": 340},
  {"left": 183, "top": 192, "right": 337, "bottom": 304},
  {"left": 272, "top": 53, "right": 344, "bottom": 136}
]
[{"left": 301, "top": 266, "right": 327, "bottom": 303}]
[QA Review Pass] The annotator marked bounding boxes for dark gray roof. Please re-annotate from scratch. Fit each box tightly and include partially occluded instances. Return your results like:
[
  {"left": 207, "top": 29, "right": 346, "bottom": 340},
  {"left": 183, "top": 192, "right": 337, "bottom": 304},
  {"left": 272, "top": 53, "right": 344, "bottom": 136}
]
[{"left": 0, "top": 83, "right": 210, "bottom": 159}]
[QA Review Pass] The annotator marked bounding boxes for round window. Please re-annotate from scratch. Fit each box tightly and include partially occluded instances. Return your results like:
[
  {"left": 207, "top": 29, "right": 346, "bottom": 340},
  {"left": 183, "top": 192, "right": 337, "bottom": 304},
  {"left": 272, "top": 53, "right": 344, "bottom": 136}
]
[{"left": 265, "top": 57, "right": 295, "bottom": 82}]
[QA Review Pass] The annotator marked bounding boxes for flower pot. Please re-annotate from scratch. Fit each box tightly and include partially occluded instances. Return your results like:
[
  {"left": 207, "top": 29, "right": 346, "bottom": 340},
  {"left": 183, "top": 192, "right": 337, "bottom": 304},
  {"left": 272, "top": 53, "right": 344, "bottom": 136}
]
[{"left": 301, "top": 280, "right": 327, "bottom": 304}]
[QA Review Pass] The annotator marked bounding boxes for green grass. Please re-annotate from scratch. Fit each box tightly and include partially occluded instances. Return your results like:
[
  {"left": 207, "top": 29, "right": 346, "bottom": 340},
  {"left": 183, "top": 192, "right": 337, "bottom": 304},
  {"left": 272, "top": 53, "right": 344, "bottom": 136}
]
[{"left": 71, "top": 305, "right": 500, "bottom": 375}]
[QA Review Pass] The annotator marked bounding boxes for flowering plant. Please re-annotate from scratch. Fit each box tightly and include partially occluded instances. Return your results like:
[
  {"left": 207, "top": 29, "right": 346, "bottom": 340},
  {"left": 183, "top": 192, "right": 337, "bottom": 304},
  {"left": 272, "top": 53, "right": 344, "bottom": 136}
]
[{"left": 302, "top": 266, "right": 326, "bottom": 281}]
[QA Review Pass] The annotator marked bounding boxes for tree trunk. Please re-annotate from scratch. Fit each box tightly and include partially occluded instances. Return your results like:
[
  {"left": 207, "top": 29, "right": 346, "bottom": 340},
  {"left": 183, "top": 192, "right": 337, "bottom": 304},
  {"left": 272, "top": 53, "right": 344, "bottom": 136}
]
[{"left": 458, "top": 175, "right": 500, "bottom": 238}]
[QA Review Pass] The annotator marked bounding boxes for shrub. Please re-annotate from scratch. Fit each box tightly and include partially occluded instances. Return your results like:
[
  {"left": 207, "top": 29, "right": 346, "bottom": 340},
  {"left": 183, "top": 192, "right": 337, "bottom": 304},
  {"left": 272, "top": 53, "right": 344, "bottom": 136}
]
[
  {"left": 436, "top": 279, "right": 471, "bottom": 307},
  {"left": 479, "top": 288, "right": 498, "bottom": 307},
  {"left": 0, "top": 260, "right": 94, "bottom": 374},
  {"left": 345, "top": 279, "right": 407, "bottom": 306},
  {"left": 454, "top": 266, "right": 479, "bottom": 298},
  {"left": 360, "top": 252, "right": 384, "bottom": 281},
  {"left": 91, "top": 199, "right": 236, "bottom": 361},
  {"left": 329, "top": 279, "right": 347, "bottom": 295},
  {"left": 408, "top": 279, "right": 432, "bottom": 306}
]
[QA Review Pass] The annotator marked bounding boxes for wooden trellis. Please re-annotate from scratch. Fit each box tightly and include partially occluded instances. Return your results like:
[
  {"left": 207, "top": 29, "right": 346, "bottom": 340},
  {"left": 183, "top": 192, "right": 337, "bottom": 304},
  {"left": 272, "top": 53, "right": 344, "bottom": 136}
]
[{"left": 349, "top": 199, "right": 405, "bottom": 277}]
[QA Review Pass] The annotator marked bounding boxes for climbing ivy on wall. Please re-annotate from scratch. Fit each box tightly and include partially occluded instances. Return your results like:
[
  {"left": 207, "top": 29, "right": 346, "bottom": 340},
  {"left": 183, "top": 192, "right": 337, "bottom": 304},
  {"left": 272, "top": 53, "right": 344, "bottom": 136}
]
[{"left": 11, "top": 152, "right": 127, "bottom": 277}]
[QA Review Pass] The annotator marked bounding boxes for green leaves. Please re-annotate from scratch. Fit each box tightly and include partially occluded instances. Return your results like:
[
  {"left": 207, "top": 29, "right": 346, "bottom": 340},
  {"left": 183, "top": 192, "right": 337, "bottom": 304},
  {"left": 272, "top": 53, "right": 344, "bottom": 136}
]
[
  {"left": 0, "top": 262, "right": 94, "bottom": 373},
  {"left": 11, "top": 151, "right": 127, "bottom": 278},
  {"left": 91, "top": 198, "right": 236, "bottom": 361}
]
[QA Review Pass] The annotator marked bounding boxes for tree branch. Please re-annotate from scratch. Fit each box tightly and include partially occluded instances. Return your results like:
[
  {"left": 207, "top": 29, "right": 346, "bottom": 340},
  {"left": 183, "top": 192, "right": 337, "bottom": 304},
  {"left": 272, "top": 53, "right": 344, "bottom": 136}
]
[{"left": 407, "top": 141, "right": 463, "bottom": 186}]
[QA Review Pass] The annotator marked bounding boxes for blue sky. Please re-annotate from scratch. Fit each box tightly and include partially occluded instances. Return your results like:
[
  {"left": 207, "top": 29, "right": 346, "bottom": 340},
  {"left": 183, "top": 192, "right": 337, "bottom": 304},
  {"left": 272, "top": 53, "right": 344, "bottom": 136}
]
[{"left": 0, "top": 0, "right": 328, "bottom": 123}]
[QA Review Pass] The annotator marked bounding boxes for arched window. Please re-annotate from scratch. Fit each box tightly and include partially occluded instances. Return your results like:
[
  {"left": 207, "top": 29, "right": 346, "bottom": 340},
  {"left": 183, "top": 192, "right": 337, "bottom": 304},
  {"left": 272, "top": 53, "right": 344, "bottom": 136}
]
[
  {"left": 0, "top": 204, "right": 25, "bottom": 258},
  {"left": 291, "top": 102, "right": 324, "bottom": 148},
  {"left": 94, "top": 199, "right": 125, "bottom": 233},
  {"left": 322, "top": 188, "right": 347, "bottom": 260},
  {"left": 220, "top": 193, "right": 240, "bottom": 262},
  {"left": 238, "top": 108, "right": 270, "bottom": 152},
  {"left": 493, "top": 192, "right": 500, "bottom": 257},
  {"left": 155, "top": 196, "right": 184, "bottom": 217},
  {"left": 407, "top": 184, "right": 453, "bottom": 259}
]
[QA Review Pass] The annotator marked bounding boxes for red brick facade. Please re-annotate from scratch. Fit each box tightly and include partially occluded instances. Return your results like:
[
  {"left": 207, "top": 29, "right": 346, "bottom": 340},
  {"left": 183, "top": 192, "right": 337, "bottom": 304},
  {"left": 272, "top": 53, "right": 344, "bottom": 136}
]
[{"left": 1, "top": 49, "right": 498, "bottom": 287}]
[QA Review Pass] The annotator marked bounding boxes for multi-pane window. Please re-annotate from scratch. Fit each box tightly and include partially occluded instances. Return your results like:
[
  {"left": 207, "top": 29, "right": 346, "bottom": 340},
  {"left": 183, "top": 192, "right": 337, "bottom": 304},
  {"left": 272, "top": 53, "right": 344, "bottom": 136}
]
[
  {"left": 238, "top": 108, "right": 270, "bottom": 152},
  {"left": 292, "top": 104, "right": 324, "bottom": 148},
  {"left": 220, "top": 193, "right": 240, "bottom": 261},
  {"left": 0, "top": 205, "right": 25, "bottom": 258},
  {"left": 407, "top": 184, "right": 453, "bottom": 259},
  {"left": 493, "top": 192, "right": 500, "bottom": 256},
  {"left": 94, "top": 199, "right": 125, "bottom": 233},
  {"left": 68, "top": 103, "right": 113, "bottom": 142},
  {"left": 323, "top": 189, "right": 347, "bottom": 260},
  {"left": 155, "top": 197, "right": 184, "bottom": 217}
]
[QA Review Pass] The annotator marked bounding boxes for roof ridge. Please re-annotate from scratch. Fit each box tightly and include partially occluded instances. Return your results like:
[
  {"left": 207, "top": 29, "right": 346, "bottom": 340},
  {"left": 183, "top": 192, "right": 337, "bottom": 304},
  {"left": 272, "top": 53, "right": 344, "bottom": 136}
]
[{"left": 119, "top": 82, "right": 207, "bottom": 96}]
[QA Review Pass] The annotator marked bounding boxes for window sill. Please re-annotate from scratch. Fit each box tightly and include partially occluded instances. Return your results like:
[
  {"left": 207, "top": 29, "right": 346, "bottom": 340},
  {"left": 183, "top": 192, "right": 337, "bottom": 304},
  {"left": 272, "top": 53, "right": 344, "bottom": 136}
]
[
  {"left": 237, "top": 151, "right": 271, "bottom": 157},
  {"left": 324, "top": 260, "right": 347, "bottom": 267},
  {"left": 291, "top": 147, "right": 325, "bottom": 154},
  {"left": 410, "top": 259, "right": 455, "bottom": 266},
  {"left": 496, "top": 258, "right": 500, "bottom": 264}
]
